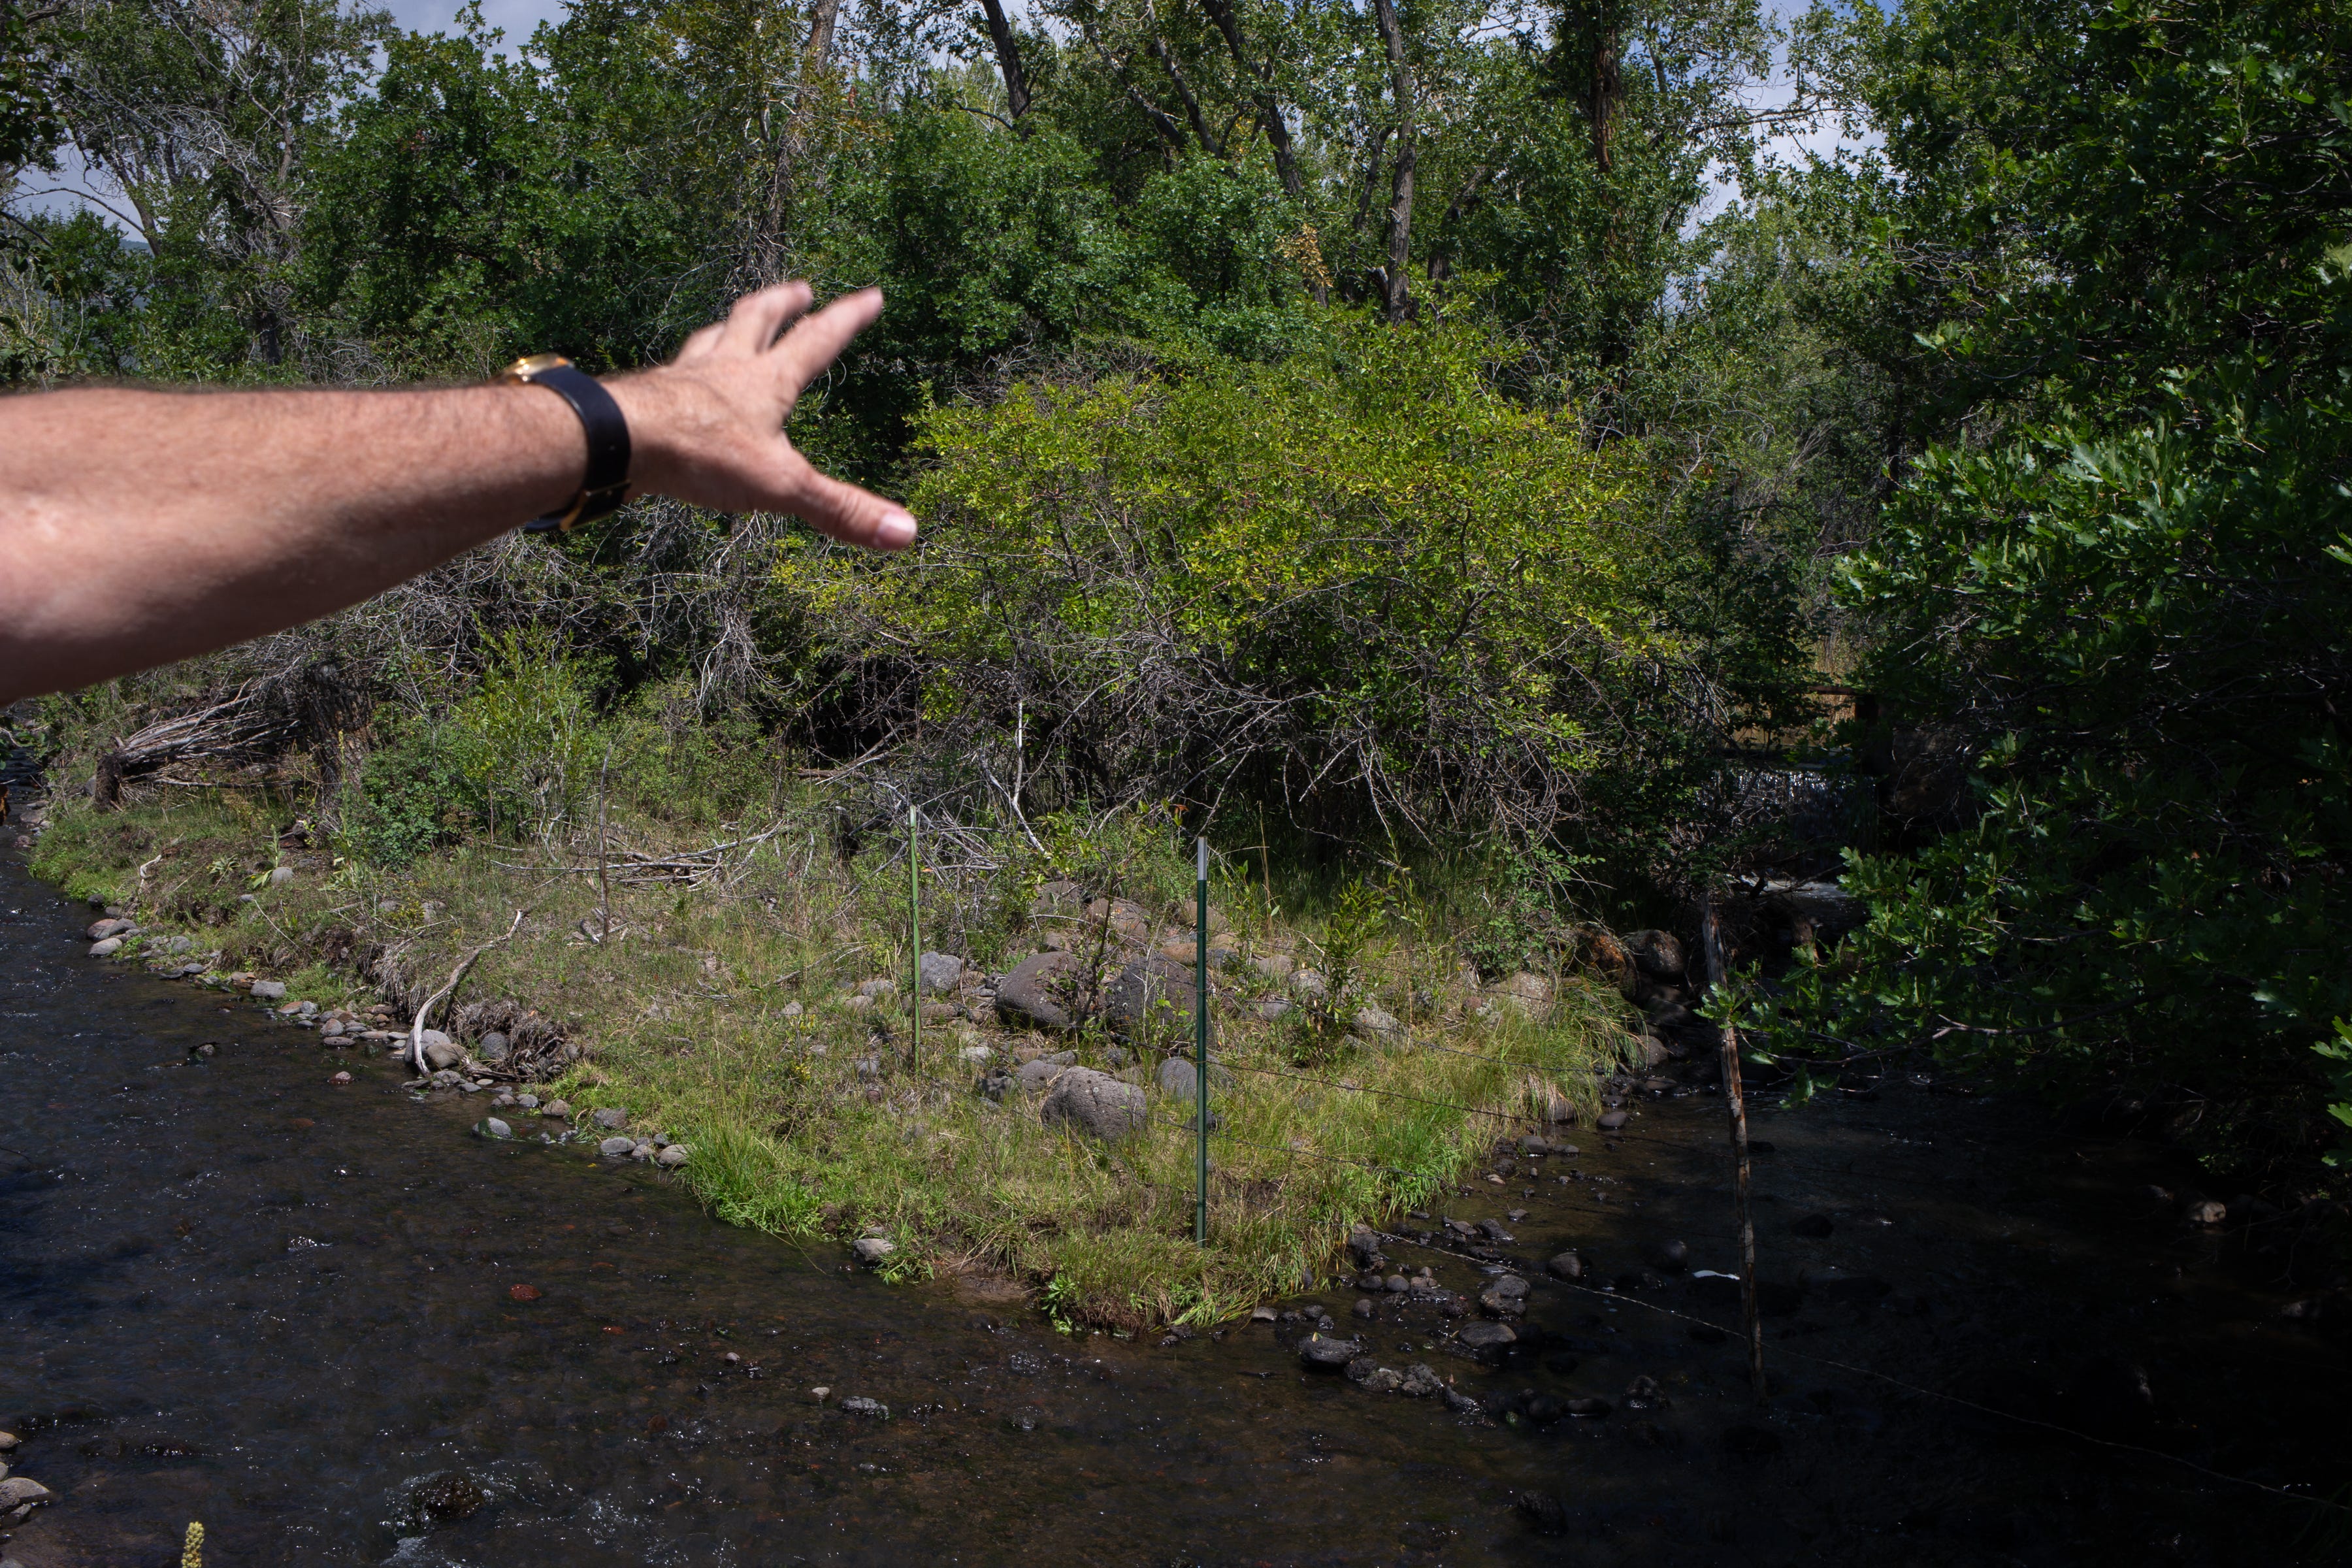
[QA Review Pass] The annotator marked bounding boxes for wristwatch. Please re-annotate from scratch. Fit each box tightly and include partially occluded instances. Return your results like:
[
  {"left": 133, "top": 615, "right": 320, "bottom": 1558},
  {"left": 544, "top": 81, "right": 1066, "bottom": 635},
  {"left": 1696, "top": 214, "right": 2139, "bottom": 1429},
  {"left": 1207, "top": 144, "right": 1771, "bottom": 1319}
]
[{"left": 500, "top": 353, "right": 631, "bottom": 533}]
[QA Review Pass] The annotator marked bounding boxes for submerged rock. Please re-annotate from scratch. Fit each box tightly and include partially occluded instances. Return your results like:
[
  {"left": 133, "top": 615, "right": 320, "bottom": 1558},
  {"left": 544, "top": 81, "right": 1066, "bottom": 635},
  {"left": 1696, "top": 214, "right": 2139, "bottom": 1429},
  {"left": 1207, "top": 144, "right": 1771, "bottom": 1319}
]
[{"left": 1298, "top": 1333, "right": 1359, "bottom": 1372}]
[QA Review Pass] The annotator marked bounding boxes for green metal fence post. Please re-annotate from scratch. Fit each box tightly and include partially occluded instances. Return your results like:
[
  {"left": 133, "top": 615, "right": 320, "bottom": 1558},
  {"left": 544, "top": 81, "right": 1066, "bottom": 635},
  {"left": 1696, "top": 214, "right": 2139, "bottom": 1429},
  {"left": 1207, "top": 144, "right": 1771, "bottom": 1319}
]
[
  {"left": 908, "top": 804, "right": 921, "bottom": 1075},
  {"left": 1195, "top": 836, "right": 1209, "bottom": 1247}
]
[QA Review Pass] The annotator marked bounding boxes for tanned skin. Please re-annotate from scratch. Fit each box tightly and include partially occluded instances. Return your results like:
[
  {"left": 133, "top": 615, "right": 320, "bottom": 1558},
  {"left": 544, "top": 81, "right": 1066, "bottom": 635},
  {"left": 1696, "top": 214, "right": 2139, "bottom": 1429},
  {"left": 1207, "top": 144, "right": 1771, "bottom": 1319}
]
[{"left": 0, "top": 282, "right": 915, "bottom": 703}]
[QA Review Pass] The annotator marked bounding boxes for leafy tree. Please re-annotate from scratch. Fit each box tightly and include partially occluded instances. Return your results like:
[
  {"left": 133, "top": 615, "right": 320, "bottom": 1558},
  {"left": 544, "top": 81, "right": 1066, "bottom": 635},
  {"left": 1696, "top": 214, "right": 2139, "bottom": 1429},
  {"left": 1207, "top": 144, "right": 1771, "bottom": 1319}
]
[{"left": 1753, "top": 0, "right": 2352, "bottom": 1165}]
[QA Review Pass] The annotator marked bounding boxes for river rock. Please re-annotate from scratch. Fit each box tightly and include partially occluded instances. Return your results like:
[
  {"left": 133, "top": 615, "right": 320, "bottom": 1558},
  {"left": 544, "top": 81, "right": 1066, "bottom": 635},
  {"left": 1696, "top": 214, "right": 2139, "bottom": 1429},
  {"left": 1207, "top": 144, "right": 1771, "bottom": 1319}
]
[
  {"left": 86, "top": 917, "right": 131, "bottom": 940},
  {"left": 1041, "top": 1068, "right": 1148, "bottom": 1140},
  {"left": 853, "top": 1236, "right": 896, "bottom": 1265},
  {"left": 593, "top": 1107, "right": 629, "bottom": 1130},
  {"left": 542, "top": 1099, "right": 570, "bottom": 1119},
  {"left": 1596, "top": 1109, "right": 1630, "bottom": 1132},
  {"left": 1479, "top": 1275, "right": 1529, "bottom": 1316},
  {"left": 598, "top": 1136, "right": 636, "bottom": 1158},
  {"left": 0, "top": 1477, "right": 48, "bottom": 1512},
  {"left": 1452, "top": 1320, "right": 1517, "bottom": 1362},
  {"left": 1546, "top": 1250, "right": 1586, "bottom": 1281},
  {"left": 840, "top": 1396, "right": 889, "bottom": 1418},
  {"left": 996, "top": 950, "right": 1090, "bottom": 1032},
  {"left": 1399, "top": 1364, "right": 1445, "bottom": 1397},
  {"left": 1649, "top": 1239, "right": 1689, "bottom": 1273},
  {"left": 1801, "top": 1265, "right": 1890, "bottom": 1304},
  {"left": 480, "top": 1118, "right": 513, "bottom": 1139},
  {"left": 1351, "top": 1296, "right": 1375, "bottom": 1320},
  {"left": 250, "top": 979, "right": 286, "bottom": 1000},
  {"left": 1103, "top": 953, "right": 1197, "bottom": 1043},
  {"left": 918, "top": 951, "right": 965, "bottom": 993},
  {"left": 1298, "top": 1333, "right": 1359, "bottom": 1372},
  {"left": 1361, "top": 1365, "right": 1404, "bottom": 1394},
  {"left": 268, "top": 865, "right": 295, "bottom": 886},
  {"left": 1155, "top": 1055, "right": 1235, "bottom": 1100},
  {"left": 420, "top": 1031, "right": 463, "bottom": 1072},
  {"left": 88, "top": 938, "right": 122, "bottom": 957},
  {"left": 656, "top": 1144, "right": 690, "bottom": 1168},
  {"left": 477, "top": 1030, "right": 511, "bottom": 1062}
]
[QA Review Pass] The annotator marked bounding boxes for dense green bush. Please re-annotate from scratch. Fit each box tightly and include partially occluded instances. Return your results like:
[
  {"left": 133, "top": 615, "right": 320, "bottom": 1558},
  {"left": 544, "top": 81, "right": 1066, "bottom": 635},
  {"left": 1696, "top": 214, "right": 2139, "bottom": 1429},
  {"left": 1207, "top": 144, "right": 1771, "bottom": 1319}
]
[{"left": 1753, "top": 0, "right": 2352, "bottom": 1164}]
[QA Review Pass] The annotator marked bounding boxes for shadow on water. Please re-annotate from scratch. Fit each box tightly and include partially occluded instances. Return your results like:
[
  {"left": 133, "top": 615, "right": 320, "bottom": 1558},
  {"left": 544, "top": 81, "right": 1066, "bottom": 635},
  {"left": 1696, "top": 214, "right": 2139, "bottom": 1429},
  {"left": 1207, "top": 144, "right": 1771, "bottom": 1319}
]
[{"left": 0, "top": 853, "right": 2345, "bottom": 1566}]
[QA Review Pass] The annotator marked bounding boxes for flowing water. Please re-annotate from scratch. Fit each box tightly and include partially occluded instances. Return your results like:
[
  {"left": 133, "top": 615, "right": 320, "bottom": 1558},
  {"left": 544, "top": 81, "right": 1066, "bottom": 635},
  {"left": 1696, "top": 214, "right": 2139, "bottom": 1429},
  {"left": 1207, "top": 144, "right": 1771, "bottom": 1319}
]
[{"left": 0, "top": 851, "right": 2343, "bottom": 1567}]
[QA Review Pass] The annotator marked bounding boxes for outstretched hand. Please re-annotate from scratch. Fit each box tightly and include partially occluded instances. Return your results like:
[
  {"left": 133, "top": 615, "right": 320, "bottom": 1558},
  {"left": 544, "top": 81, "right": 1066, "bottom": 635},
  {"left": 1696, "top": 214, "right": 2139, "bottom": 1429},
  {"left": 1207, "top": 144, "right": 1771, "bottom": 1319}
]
[{"left": 614, "top": 283, "right": 916, "bottom": 550}]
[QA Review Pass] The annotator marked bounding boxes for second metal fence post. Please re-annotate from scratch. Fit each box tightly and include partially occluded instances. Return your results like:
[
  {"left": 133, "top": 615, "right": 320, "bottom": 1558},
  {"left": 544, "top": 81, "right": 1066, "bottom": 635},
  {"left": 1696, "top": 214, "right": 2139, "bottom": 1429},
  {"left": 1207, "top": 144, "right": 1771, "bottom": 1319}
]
[
  {"left": 908, "top": 804, "right": 921, "bottom": 1075},
  {"left": 1195, "top": 836, "right": 1209, "bottom": 1246}
]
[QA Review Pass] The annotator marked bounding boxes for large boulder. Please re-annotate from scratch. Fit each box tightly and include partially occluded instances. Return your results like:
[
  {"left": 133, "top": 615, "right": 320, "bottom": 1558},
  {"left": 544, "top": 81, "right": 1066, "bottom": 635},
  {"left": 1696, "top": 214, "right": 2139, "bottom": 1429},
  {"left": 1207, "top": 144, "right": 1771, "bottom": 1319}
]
[
  {"left": 1040, "top": 1067, "right": 1148, "bottom": 1141},
  {"left": 1626, "top": 930, "right": 1686, "bottom": 980},
  {"left": 995, "top": 950, "right": 1092, "bottom": 1032},
  {"left": 1103, "top": 953, "right": 1198, "bottom": 1044}
]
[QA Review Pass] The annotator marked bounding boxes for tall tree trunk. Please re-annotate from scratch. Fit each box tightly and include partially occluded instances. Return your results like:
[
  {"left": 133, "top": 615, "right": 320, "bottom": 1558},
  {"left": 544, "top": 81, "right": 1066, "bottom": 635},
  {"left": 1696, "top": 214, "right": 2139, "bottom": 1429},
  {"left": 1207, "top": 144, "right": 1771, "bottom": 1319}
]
[
  {"left": 1586, "top": 12, "right": 1620, "bottom": 173},
  {"left": 1569, "top": 1, "right": 1627, "bottom": 367},
  {"left": 757, "top": 0, "right": 844, "bottom": 287},
  {"left": 1194, "top": 0, "right": 1301, "bottom": 199},
  {"left": 1371, "top": 0, "right": 1416, "bottom": 322},
  {"left": 977, "top": 0, "right": 1032, "bottom": 123}
]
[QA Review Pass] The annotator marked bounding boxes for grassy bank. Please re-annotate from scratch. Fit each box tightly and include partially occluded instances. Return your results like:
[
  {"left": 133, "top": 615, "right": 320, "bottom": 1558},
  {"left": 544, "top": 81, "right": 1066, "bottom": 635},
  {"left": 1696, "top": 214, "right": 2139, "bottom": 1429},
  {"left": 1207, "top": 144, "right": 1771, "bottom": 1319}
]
[{"left": 26, "top": 777, "right": 1629, "bottom": 1329}]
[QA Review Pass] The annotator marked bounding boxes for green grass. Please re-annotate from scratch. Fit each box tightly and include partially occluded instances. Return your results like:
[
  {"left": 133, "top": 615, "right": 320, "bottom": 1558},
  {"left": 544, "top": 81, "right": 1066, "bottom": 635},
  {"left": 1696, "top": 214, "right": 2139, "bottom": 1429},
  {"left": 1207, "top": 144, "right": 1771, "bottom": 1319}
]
[{"left": 28, "top": 781, "right": 1628, "bottom": 1329}]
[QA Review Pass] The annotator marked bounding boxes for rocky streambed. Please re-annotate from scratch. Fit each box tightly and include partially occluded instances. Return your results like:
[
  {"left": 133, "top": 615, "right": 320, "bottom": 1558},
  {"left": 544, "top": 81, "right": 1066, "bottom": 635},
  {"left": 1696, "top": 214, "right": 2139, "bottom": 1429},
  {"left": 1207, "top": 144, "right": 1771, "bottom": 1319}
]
[{"left": 0, "top": 849, "right": 2345, "bottom": 1566}]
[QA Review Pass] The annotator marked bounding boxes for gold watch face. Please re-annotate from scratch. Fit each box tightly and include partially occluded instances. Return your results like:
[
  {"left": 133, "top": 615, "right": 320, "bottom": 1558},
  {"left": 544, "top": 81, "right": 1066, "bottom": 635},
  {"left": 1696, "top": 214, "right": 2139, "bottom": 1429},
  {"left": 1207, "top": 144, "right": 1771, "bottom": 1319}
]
[{"left": 499, "top": 351, "right": 573, "bottom": 383}]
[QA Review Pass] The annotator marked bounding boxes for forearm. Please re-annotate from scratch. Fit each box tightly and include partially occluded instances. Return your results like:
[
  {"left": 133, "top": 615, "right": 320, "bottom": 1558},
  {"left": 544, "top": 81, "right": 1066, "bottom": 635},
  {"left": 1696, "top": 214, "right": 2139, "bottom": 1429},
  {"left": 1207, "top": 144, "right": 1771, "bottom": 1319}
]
[
  {"left": 0, "top": 284, "right": 909, "bottom": 704},
  {"left": 0, "top": 380, "right": 598, "bottom": 702}
]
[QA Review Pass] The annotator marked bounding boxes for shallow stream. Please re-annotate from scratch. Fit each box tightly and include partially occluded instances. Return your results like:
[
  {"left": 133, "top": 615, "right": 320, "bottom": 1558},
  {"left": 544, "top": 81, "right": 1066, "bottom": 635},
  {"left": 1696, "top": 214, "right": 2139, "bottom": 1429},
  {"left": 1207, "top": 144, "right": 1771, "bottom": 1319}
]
[{"left": 0, "top": 853, "right": 2342, "bottom": 1566}]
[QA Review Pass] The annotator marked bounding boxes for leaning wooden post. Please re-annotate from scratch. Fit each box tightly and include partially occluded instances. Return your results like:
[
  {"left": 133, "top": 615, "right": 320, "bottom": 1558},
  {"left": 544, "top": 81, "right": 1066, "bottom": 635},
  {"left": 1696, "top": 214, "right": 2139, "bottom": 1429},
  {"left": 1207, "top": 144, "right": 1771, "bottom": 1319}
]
[{"left": 1702, "top": 892, "right": 1768, "bottom": 1404}]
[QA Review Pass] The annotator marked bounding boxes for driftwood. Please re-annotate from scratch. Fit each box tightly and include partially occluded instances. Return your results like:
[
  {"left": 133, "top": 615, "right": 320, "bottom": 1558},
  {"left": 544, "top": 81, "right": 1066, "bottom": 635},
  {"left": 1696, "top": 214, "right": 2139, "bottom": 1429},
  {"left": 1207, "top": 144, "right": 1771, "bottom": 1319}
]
[
  {"left": 93, "top": 663, "right": 368, "bottom": 809},
  {"left": 409, "top": 910, "right": 527, "bottom": 1075}
]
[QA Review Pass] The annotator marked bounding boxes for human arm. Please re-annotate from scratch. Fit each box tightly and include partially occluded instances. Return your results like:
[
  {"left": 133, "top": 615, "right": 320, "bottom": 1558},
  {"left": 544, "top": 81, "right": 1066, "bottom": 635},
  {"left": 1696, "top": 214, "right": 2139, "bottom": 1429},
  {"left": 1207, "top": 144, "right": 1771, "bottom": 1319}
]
[{"left": 0, "top": 282, "right": 913, "bottom": 703}]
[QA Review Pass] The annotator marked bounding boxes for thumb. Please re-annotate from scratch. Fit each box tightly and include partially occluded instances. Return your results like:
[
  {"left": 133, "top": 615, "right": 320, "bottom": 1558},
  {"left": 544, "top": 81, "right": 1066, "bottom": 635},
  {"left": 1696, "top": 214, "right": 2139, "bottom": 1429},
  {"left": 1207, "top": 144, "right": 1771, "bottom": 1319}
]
[{"left": 785, "top": 460, "right": 917, "bottom": 551}]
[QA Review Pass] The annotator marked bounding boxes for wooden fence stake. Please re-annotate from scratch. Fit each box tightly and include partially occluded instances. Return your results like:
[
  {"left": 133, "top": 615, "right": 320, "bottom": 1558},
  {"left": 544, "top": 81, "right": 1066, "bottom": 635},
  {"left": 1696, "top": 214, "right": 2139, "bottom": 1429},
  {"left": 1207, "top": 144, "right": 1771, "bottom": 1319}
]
[{"left": 1703, "top": 892, "right": 1769, "bottom": 1404}]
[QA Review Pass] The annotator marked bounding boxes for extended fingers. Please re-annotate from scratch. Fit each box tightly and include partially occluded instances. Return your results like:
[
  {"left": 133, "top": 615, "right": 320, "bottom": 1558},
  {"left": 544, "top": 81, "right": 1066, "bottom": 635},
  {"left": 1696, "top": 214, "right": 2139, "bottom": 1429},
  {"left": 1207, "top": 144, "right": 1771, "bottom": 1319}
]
[
  {"left": 719, "top": 282, "right": 814, "bottom": 355},
  {"left": 771, "top": 287, "right": 885, "bottom": 399}
]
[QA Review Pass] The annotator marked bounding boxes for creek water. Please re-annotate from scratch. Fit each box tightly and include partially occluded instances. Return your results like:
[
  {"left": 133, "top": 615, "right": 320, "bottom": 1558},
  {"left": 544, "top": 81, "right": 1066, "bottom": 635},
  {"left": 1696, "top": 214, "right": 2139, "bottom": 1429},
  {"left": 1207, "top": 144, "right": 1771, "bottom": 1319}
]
[{"left": 0, "top": 851, "right": 2343, "bottom": 1567}]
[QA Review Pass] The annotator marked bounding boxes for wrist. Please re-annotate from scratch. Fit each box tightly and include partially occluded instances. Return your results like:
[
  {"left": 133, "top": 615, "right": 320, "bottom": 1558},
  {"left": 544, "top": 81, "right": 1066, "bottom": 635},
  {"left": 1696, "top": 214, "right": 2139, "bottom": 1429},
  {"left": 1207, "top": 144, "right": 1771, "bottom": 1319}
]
[{"left": 605, "top": 371, "right": 685, "bottom": 501}]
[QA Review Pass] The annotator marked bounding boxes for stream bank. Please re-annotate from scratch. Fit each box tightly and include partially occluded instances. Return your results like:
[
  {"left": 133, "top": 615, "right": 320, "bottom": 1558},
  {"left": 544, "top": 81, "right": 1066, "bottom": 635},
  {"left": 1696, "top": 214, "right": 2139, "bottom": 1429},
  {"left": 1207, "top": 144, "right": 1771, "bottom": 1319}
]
[{"left": 2, "top": 847, "right": 2346, "bottom": 1565}]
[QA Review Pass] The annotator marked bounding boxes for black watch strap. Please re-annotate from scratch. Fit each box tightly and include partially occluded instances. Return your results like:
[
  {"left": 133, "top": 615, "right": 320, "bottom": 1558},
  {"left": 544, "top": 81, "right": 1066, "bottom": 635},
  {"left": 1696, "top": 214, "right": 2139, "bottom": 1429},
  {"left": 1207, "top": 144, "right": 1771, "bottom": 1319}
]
[{"left": 500, "top": 353, "right": 632, "bottom": 534}]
